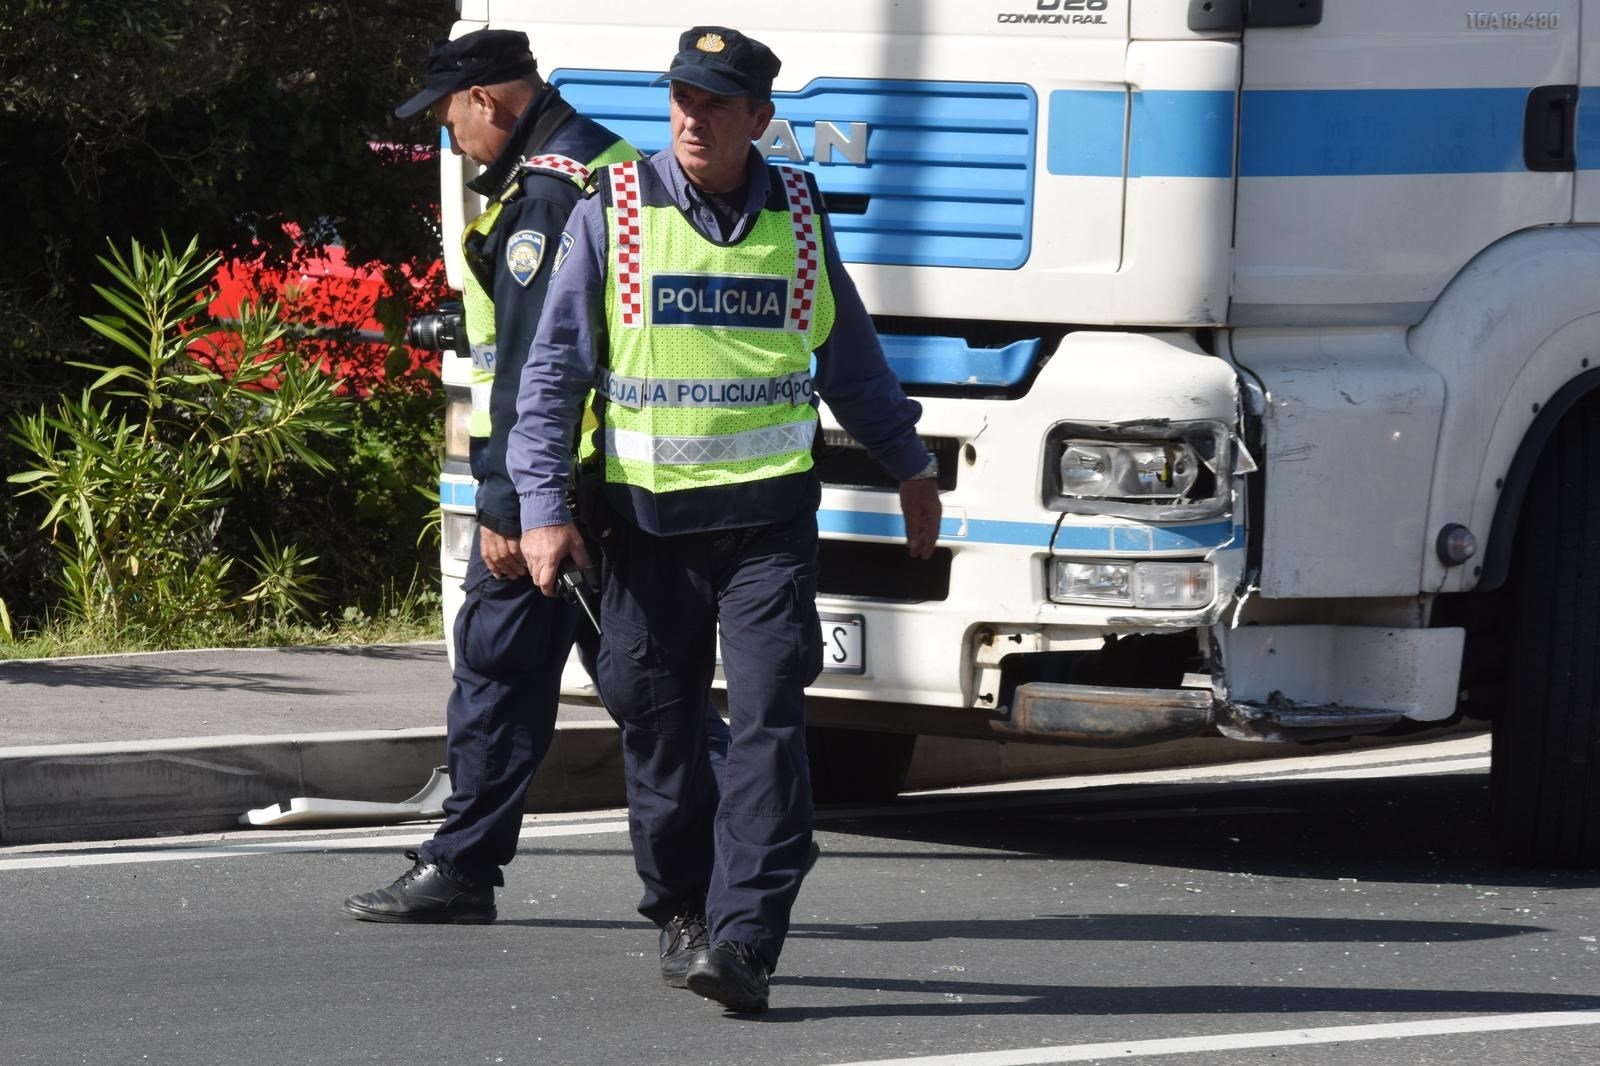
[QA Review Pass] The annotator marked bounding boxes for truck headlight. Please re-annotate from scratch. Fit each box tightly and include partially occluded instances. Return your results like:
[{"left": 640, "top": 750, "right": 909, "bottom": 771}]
[
  {"left": 1050, "top": 559, "right": 1215, "bottom": 609},
  {"left": 442, "top": 511, "right": 476, "bottom": 562},
  {"left": 1058, "top": 442, "right": 1199, "bottom": 500},
  {"left": 444, "top": 386, "right": 472, "bottom": 465},
  {"left": 1044, "top": 420, "right": 1232, "bottom": 520}
]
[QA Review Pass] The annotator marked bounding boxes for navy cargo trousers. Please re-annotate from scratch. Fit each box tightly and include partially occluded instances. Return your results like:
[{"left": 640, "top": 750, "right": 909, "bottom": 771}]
[
  {"left": 597, "top": 509, "right": 824, "bottom": 970},
  {"left": 418, "top": 535, "right": 579, "bottom": 887},
  {"left": 421, "top": 532, "right": 729, "bottom": 888}
]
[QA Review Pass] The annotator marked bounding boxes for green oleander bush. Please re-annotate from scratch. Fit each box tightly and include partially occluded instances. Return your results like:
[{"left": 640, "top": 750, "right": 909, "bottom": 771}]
[{"left": 8, "top": 235, "right": 350, "bottom": 644}]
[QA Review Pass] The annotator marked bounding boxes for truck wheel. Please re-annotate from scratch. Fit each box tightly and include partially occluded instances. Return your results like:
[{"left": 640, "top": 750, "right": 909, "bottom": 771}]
[
  {"left": 806, "top": 726, "right": 917, "bottom": 804},
  {"left": 1496, "top": 397, "right": 1600, "bottom": 866}
]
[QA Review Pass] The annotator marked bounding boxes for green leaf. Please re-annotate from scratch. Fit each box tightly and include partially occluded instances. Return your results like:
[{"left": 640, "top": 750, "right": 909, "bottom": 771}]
[
  {"left": 84, "top": 364, "right": 141, "bottom": 391},
  {"left": 81, "top": 315, "right": 152, "bottom": 361},
  {"left": 89, "top": 283, "right": 148, "bottom": 325}
]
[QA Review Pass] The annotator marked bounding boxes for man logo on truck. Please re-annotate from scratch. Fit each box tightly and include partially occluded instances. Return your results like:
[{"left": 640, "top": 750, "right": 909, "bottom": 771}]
[{"left": 756, "top": 120, "right": 869, "bottom": 165}]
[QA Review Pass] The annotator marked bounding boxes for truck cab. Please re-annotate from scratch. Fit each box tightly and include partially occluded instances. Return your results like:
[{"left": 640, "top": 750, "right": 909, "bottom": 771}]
[{"left": 435, "top": 0, "right": 1600, "bottom": 865}]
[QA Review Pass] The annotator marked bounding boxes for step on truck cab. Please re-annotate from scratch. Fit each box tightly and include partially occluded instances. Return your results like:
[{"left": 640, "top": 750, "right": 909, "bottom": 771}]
[{"left": 433, "top": 0, "right": 1600, "bottom": 864}]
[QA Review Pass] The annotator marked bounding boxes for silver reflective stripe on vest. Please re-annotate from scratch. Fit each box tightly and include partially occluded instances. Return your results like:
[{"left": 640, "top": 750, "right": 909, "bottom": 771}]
[
  {"left": 468, "top": 342, "right": 496, "bottom": 438},
  {"left": 604, "top": 422, "right": 817, "bottom": 465},
  {"left": 597, "top": 367, "right": 813, "bottom": 409}
]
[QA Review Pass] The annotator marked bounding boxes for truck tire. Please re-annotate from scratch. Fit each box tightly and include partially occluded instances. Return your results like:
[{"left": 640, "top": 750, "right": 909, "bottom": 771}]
[
  {"left": 806, "top": 725, "right": 917, "bottom": 804},
  {"left": 1496, "top": 396, "right": 1600, "bottom": 866}
]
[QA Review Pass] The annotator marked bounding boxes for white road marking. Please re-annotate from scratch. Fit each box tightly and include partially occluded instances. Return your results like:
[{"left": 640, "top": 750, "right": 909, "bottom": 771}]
[
  {"left": 824, "top": 1011, "right": 1600, "bottom": 1066},
  {"left": 865, "top": 753, "right": 1488, "bottom": 823},
  {"left": 1283, "top": 756, "right": 1488, "bottom": 780},
  {"left": 0, "top": 819, "right": 629, "bottom": 872}
]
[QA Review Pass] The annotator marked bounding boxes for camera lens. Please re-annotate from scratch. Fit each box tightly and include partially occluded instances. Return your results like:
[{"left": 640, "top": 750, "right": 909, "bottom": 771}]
[
  {"left": 405, "top": 314, "right": 444, "bottom": 350},
  {"left": 404, "top": 304, "right": 464, "bottom": 353}
]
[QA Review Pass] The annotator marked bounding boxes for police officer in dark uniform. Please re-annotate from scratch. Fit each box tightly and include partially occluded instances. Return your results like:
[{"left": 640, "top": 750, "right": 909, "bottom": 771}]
[
  {"left": 510, "top": 27, "right": 941, "bottom": 1010},
  {"left": 343, "top": 28, "right": 727, "bottom": 924}
]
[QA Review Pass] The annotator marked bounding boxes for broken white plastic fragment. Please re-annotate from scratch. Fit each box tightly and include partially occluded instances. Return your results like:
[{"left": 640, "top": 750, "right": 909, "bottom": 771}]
[{"left": 241, "top": 766, "right": 452, "bottom": 828}]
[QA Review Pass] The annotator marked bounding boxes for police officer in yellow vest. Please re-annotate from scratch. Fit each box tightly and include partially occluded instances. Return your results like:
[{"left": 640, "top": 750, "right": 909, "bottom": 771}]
[
  {"left": 510, "top": 27, "right": 941, "bottom": 1011},
  {"left": 344, "top": 29, "right": 683, "bottom": 923}
]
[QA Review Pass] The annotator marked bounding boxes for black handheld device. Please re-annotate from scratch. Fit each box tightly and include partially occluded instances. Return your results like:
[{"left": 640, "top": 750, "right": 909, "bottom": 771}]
[{"left": 558, "top": 560, "right": 602, "bottom": 635}]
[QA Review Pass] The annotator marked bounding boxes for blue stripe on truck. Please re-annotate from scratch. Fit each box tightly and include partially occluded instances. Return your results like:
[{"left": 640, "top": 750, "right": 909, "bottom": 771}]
[
  {"left": 817, "top": 509, "right": 1240, "bottom": 553},
  {"left": 436, "top": 485, "right": 1239, "bottom": 555},
  {"left": 1046, "top": 89, "right": 1236, "bottom": 179},
  {"left": 1048, "top": 86, "right": 1546, "bottom": 178},
  {"left": 439, "top": 479, "right": 474, "bottom": 509},
  {"left": 1578, "top": 87, "right": 1600, "bottom": 171},
  {"left": 1239, "top": 87, "right": 1530, "bottom": 177}
]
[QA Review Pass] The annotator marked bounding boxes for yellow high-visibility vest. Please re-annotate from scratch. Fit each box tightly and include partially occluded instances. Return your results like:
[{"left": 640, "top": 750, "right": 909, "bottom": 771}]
[
  {"left": 590, "top": 160, "right": 836, "bottom": 497},
  {"left": 460, "top": 140, "right": 636, "bottom": 438}
]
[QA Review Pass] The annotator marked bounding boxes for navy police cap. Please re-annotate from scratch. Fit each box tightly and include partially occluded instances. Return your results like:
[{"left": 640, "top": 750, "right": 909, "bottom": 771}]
[
  {"left": 653, "top": 26, "right": 781, "bottom": 99},
  {"left": 395, "top": 29, "right": 538, "bottom": 119}
]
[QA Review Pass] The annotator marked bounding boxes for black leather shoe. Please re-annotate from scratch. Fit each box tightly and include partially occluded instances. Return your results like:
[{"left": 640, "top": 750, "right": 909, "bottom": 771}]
[
  {"left": 342, "top": 850, "right": 496, "bottom": 924},
  {"left": 659, "top": 908, "right": 710, "bottom": 987},
  {"left": 685, "top": 940, "right": 770, "bottom": 1013}
]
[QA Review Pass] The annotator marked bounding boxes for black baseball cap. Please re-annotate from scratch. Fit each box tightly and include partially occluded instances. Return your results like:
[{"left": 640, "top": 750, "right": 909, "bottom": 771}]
[
  {"left": 652, "top": 26, "right": 781, "bottom": 99},
  {"left": 394, "top": 29, "right": 538, "bottom": 119}
]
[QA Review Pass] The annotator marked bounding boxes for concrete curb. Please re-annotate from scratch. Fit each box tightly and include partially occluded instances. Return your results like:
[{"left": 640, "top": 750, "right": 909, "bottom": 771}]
[{"left": 0, "top": 722, "right": 625, "bottom": 847}]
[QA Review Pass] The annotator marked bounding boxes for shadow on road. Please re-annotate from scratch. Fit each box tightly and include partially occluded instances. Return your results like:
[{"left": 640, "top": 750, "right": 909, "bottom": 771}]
[
  {"left": 823, "top": 770, "right": 1600, "bottom": 891},
  {"left": 788, "top": 912, "right": 1541, "bottom": 944},
  {"left": 506, "top": 910, "right": 1543, "bottom": 944}
]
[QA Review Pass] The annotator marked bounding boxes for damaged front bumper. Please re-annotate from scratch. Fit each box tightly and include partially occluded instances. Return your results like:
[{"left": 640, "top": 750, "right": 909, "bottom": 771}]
[{"left": 987, "top": 623, "right": 1466, "bottom": 746}]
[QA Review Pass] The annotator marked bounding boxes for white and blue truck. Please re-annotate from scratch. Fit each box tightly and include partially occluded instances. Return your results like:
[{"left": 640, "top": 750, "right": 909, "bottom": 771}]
[{"left": 432, "top": 0, "right": 1600, "bottom": 865}]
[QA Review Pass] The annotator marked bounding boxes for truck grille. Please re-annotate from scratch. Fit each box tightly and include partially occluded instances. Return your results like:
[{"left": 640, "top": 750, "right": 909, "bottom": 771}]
[
  {"left": 816, "top": 431, "right": 960, "bottom": 491},
  {"left": 818, "top": 540, "right": 952, "bottom": 602},
  {"left": 548, "top": 72, "right": 1037, "bottom": 270}
]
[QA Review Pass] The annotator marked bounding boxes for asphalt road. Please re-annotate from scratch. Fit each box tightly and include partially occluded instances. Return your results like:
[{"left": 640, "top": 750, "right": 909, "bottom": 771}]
[{"left": 5, "top": 737, "right": 1599, "bottom": 1066}]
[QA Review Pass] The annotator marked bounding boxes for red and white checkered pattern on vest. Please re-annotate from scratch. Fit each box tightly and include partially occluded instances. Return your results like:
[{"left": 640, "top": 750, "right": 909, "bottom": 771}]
[
  {"left": 777, "top": 166, "right": 820, "bottom": 335},
  {"left": 520, "top": 154, "right": 592, "bottom": 184},
  {"left": 608, "top": 161, "right": 645, "bottom": 327}
]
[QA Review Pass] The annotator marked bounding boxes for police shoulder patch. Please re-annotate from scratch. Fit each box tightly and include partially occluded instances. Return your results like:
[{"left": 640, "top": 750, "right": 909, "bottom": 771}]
[
  {"left": 552, "top": 231, "right": 575, "bottom": 276},
  {"left": 506, "top": 230, "right": 546, "bottom": 287}
]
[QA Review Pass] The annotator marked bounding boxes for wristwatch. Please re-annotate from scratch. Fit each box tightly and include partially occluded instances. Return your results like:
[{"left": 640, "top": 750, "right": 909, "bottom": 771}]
[{"left": 909, "top": 453, "right": 939, "bottom": 481}]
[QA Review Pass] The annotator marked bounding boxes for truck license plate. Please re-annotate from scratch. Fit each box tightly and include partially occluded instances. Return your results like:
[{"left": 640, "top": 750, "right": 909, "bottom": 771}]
[
  {"left": 818, "top": 613, "right": 865, "bottom": 674},
  {"left": 717, "top": 614, "right": 865, "bottom": 674}
]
